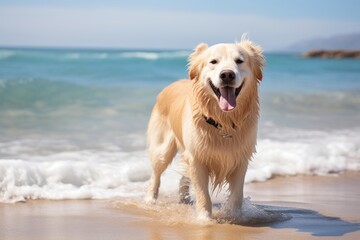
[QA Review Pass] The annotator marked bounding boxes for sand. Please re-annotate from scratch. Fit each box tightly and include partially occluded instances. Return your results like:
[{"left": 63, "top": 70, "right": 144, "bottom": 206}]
[{"left": 1, "top": 171, "right": 359, "bottom": 240}]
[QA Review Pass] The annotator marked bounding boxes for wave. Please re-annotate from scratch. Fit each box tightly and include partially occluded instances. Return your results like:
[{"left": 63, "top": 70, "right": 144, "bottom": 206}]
[
  {"left": 0, "top": 49, "right": 190, "bottom": 61},
  {"left": 0, "top": 79, "right": 94, "bottom": 110},
  {"left": 117, "top": 51, "right": 189, "bottom": 60},
  {"left": 0, "top": 50, "right": 15, "bottom": 60},
  {"left": 261, "top": 91, "right": 360, "bottom": 113},
  {"left": 0, "top": 79, "right": 157, "bottom": 118},
  {"left": 1, "top": 128, "right": 359, "bottom": 203},
  {"left": 1, "top": 79, "right": 359, "bottom": 112},
  {"left": 0, "top": 150, "right": 151, "bottom": 203},
  {"left": 247, "top": 128, "right": 360, "bottom": 182}
]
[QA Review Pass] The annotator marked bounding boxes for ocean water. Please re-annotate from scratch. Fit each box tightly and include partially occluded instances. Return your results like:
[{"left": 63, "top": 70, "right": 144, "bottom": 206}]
[{"left": 0, "top": 48, "right": 359, "bottom": 203}]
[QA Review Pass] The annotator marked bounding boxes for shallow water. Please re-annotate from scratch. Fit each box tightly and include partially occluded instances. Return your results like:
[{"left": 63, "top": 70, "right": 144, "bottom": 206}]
[
  {"left": 115, "top": 197, "right": 290, "bottom": 226},
  {"left": 114, "top": 196, "right": 360, "bottom": 237}
]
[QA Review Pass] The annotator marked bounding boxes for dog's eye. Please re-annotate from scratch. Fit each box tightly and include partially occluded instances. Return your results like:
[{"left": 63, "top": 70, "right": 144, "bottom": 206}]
[
  {"left": 235, "top": 58, "right": 244, "bottom": 64},
  {"left": 210, "top": 59, "right": 218, "bottom": 64}
]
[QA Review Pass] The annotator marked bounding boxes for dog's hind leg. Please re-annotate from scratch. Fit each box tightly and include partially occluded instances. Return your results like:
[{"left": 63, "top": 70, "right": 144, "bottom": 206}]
[
  {"left": 146, "top": 119, "right": 177, "bottom": 203},
  {"left": 179, "top": 175, "right": 191, "bottom": 204}
]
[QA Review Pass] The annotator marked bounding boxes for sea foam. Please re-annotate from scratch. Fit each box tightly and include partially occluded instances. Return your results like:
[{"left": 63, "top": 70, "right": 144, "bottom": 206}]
[
  {"left": 0, "top": 49, "right": 190, "bottom": 62},
  {"left": 118, "top": 51, "right": 189, "bottom": 60},
  {"left": 0, "top": 128, "right": 359, "bottom": 203},
  {"left": 115, "top": 196, "right": 290, "bottom": 225}
]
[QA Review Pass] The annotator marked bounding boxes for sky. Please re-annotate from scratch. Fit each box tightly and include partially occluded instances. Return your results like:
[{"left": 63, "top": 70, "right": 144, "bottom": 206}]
[{"left": 0, "top": 0, "right": 360, "bottom": 50}]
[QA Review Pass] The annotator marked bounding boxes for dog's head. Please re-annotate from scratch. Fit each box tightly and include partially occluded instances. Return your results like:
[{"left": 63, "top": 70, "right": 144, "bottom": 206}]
[{"left": 188, "top": 37, "right": 264, "bottom": 112}]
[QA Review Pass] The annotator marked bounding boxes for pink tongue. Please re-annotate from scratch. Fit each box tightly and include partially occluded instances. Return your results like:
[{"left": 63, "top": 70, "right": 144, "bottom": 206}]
[{"left": 219, "top": 87, "right": 236, "bottom": 111}]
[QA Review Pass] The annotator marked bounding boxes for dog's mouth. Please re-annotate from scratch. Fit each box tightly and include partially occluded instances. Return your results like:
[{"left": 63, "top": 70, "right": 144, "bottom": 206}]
[{"left": 209, "top": 80, "right": 244, "bottom": 111}]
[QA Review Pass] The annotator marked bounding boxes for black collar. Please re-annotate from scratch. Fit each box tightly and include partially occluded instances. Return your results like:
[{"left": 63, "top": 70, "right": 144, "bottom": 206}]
[
  {"left": 203, "top": 115, "right": 222, "bottom": 129},
  {"left": 203, "top": 115, "right": 237, "bottom": 130}
]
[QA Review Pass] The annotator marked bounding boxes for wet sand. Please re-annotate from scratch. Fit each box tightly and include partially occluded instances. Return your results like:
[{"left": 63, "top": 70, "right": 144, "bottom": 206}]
[{"left": 1, "top": 171, "right": 359, "bottom": 240}]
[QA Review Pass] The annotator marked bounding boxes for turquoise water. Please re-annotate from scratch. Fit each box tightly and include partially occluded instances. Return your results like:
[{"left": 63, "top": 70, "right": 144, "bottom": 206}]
[
  {"left": 1, "top": 48, "right": 359, "bottom": 137},
  {"left": 0, "top": 47, "right": 359, "bottom": 202}
]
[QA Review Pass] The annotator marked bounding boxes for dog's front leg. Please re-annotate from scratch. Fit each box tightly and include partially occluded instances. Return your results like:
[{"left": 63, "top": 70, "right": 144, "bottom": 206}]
[
  {"left": 223, "top": 163, "right": 248, "bottom": 219},
  {"left": 190, "top": 160, "right": 212, "bottom": 220}
]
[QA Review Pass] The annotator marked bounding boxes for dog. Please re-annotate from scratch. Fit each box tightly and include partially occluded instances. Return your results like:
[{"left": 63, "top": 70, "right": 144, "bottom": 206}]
[{"left": 146, "top": 36, "right": 264, "bottom": 221}]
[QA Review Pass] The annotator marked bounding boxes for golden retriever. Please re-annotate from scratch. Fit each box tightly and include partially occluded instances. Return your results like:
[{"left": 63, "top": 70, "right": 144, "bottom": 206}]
[{"left": 146, "top": 36, "right": 264, "bottom": 221}]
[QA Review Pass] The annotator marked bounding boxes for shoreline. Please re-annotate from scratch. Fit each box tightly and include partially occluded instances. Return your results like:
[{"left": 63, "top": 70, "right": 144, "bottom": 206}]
[{"left": 1, "top": 171, "right": 359, "bottom": 240}]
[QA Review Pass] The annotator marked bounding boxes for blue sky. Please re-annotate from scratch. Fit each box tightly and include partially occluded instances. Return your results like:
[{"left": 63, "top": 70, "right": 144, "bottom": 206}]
[{"left": 1, "top": 0, "right": 360, "bottom": 50}]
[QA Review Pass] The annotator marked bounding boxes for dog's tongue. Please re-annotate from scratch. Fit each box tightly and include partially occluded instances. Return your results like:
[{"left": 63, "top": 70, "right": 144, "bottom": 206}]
[{"left": 219, "top": 87, "right": 236, "bottom": 111}]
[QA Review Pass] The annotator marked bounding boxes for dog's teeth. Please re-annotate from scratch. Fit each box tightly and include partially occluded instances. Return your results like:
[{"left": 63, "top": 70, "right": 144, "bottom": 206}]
[{"left": 209, "top": 80, "right": 221, "bottom": 97}]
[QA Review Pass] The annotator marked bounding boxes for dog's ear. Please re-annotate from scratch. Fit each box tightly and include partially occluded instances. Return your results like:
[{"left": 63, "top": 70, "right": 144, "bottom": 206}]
[
  {"left": 239, "top": 39, "right": 265, "bottom": 81},
  {"left": 188, "top": 43, "right": 208, "bottom": 80}
]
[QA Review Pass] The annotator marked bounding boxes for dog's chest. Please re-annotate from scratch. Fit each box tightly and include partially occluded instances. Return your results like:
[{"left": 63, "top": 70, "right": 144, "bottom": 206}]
[{"left": 182, "top": 117, "right": 256, "bottom": 161}]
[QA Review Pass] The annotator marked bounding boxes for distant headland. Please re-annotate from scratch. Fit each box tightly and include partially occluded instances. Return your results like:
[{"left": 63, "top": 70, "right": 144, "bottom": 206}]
[
  {"left": 303, "top": 50, "right": 360, "bottom": 59},
  {"left": 288, "top": 33, "right": 360, "bottom": 59}
]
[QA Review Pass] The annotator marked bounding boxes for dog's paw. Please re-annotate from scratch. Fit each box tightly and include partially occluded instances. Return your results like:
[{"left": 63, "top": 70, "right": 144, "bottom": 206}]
[
  {"left": 196, "top": 210, "right": 214, "bottom": 224},
  {"left": 216, "top": 210, "right": 237, "bottom": 224},
  {"left": 144, "top": 195, "right": 157, "bottom": 204},
  {"left": 179, "top": 195, "right": 193, "bottom": 205},
  {"left": 216, "top": 204, "right": 243, "bottom": 224}
]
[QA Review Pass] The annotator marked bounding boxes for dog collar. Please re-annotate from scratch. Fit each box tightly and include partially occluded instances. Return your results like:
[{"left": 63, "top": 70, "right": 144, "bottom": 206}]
[
  {"left": 203, "top": 115, "right": 222, "bottom": 129},
  {"left": 203, "top": 115, "right": 237, "bottom": 138}
]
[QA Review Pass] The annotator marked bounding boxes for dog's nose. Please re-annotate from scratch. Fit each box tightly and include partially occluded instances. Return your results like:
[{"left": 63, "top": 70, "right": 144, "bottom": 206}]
[{"left": 220, "top": 70, "right": 236, "bottom": 83}]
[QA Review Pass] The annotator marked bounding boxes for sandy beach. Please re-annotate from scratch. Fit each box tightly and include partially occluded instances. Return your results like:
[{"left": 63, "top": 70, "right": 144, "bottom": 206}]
[{"left": 1, "top": 171, "right": 359, "bottom": 240}]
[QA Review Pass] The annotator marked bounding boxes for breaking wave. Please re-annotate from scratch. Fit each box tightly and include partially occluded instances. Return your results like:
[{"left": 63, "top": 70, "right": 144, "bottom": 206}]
[
  {"left": 0, "top": 49, "right": 189, "bottom": 61},
  {"left": 1, "top": 127, "right": 359, "bottom": 203}
]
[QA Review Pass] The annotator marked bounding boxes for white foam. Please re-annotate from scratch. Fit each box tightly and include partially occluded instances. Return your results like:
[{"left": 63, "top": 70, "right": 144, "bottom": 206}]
[
  {"left": 61, "top": 51, "right": 189, "bottom": 60},
  {"left": 116, "top": 196, "right": 289, "bottom": 225},
  {"left": 247, "top": 128, "right": 360, "bottom": 182},
  {"left": 64, "top": 53, "right": 81, "bottom": 59},
  {"left": 0, "top": 151, "right": 152, "bottom": 203},
  {"left": 0, "top": 50, "right": 14, "bottom": 60},
  {"left": 218, "top": 197, "right": 290, "bottom": 224},
  {"left": 0, "top": 128, "right": 359, "bottom": 203},
  {"left": 118, "top": 51, "right": 189, "bottom": 60}
]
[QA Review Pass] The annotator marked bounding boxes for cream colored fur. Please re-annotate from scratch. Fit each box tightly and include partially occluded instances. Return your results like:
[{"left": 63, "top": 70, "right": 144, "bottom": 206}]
[{"left": 146, "top": 37, "right": 264, "bottom": 221}]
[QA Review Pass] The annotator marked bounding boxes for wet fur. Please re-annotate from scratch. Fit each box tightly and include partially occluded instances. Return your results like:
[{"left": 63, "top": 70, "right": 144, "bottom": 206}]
[{"left": 146, "top": 37, "right": 264, "bottom": 220}]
